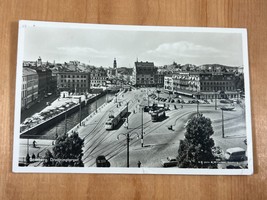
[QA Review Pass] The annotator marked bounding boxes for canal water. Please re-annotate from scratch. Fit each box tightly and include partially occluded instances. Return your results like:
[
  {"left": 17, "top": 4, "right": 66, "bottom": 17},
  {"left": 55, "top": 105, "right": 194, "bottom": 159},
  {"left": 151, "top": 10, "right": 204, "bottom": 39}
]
[{"left": 36, "top": 93, "right": 114, "bottom": 140}]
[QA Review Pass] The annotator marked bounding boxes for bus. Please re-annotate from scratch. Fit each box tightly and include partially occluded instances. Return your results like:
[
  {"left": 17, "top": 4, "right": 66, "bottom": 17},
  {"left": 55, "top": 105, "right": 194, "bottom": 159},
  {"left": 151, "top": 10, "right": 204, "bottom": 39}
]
[
  {"left": 105, "top": 106, "right": 128, "bottom": 130},
  {"left": 151, "top": 108, "right": 166, "bottom": 122}
]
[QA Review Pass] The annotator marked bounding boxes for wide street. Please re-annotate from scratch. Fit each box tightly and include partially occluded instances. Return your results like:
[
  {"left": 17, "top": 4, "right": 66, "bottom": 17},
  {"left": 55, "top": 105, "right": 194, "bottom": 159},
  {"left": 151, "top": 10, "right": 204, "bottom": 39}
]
[
  {"left": 69, "top": 87, "right": 247, "bottom": 168},
  {"left": 19, "top": 87, "right": 247, "bottom": 168}
]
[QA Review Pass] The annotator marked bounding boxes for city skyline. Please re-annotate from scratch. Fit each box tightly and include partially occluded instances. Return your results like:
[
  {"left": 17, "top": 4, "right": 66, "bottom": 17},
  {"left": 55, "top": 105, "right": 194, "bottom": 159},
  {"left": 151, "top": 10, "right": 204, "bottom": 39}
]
[{"left": 23, "top": 26, "right": 244, "bottom": 68}]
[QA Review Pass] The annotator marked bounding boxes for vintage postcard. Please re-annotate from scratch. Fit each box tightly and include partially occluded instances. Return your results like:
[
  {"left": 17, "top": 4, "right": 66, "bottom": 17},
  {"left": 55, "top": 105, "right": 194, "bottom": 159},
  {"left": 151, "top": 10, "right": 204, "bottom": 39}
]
[{"left": 13, "top": 20, "right": 253, "bottom": 175}]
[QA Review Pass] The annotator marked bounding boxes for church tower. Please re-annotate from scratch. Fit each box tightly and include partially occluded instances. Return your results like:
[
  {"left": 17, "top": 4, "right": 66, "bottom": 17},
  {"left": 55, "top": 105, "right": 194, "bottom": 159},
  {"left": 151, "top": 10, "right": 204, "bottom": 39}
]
[
  {"left": 113, "top": 58, "right": 117, "bottom": 69},
  {"left": 113, "top": 58, "right": 117, "bottom": 76},
  {"left": 37, "top": 56, "right": 42, "bottom": 67}
]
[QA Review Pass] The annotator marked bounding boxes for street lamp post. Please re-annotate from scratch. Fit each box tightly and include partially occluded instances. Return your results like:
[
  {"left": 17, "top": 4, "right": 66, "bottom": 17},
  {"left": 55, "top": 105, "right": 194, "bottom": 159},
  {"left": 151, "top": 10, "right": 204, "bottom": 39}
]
[
  {"left": 221, "top": 108, "right": 225, "bottom": 138},
  {"left": 195, "top": 92, "right": 201, "bottom": 116},
  {"left": 156, "top": 89, "right": 161, "bottom": 103},
  {"left": 121, "top": 100, "right": 133, "bottom": 129},
  {"left": 64, "top": 112, "right": 67, "bottom": 134},
  {"left": 26, "top": 138, "right": 30, "bottom": 164},
  {"left": 117, "top": 132, "right": 139, "bottom": 167},
  {"left": 147, "top": 89, "right": 150, "bottom": 107}
]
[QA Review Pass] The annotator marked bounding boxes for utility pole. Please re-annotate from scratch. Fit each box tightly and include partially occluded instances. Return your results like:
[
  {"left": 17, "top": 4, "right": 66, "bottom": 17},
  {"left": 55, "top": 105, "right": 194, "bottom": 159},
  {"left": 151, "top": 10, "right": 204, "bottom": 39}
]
[
  {"left": 126, "top": 102, "right": 129, "bottom": 129},
  {"left": 117, "top": 132, "right": 139, "bottom": 168},
  {"left": 141, "top": 107, "right": 144, "bottom": 147},
  {"left": 215, "top": 91, "right": 217, "bottom": 110},
  {"left": 197, "top": 101, "right": 199, "bottom": 116},
  {"left": 79, "top": 97, "right": 82, "bottom": 126},
  {"left": 65, "top": 112, "right": 67, "bottom": 134},
  {"left": 126, "top": 133, "right": 130, "bottom": 167},
  {"left": 147, "top": 91, "right": 150, "bottom": 107},
  {"left": 221, "top": 108, "right": 225, "bottom": 138}
]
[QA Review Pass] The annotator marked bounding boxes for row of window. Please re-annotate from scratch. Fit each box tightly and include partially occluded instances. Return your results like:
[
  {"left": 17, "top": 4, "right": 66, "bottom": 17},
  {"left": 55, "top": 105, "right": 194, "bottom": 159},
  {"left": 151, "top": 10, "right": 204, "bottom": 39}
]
[
  {"left": 137, "top": 78, "right": 154, "bottom": 81},
  {"left": 201, "top": 86, "right": 235, "bottom": 91},
  {"left": 203, "top": 76, "right": 233, "bottom": 81},
  {"left": 21, "top": 91, "right": 38, "bottom": 99},
  {"left": 61, "top": 79, "right": 87, "bottom": 83},
  {"left": 91, "top": 73, "right": 107, "bottom": 77},
  {"left": 60, "top": 84, "right": 88, "bottom": 88},
  {"left": 91, "top": 77, "right": 107, "bottom": 80},
  {"left": 201, "top": 81, "right": 233, "bottom": 86},
  {"left": 60, "top": 75, "right": 88, "bottom": 78},
  {"left": 91, "top": 80, "right": 105, "bottom": 83}
]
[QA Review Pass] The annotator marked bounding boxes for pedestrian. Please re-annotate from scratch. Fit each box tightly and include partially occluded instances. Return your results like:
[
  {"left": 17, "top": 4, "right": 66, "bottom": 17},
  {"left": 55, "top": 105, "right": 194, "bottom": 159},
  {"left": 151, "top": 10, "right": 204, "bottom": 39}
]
[
  {"left": 32, "top": 153, "right": 36, "bottom": 160},
  {"left": 138, "top": 161, "right": 141, "bottom": 168},
  {"left": 33, "top": 140, "right": 36, "bottom": 148}
]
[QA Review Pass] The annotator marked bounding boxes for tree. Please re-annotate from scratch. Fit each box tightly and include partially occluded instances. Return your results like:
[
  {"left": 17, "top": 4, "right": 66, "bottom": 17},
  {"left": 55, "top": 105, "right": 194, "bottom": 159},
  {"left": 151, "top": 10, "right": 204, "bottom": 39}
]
[
  {"left": 52, "top": 132, "right": 84, "bottom": 167},
  {"left": 43, "top": 149, "right": 54, "bottom": 167},
  {"left": 177, "top": 114, "right": 217, "bottom": 168}
]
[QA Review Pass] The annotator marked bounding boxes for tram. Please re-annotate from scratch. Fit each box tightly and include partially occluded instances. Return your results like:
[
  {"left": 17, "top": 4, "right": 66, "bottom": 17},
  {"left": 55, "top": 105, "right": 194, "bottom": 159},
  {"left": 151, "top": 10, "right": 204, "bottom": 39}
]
[
  {"left": 150, "top": 108, "right": 166, "bottom": 122},
  {"left": 105, "top": 106, "right": 128, "bottom": 130}
]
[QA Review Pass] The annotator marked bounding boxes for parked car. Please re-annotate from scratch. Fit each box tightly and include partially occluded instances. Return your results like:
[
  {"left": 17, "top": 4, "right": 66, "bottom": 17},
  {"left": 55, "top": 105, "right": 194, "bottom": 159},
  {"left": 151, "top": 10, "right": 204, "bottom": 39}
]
[
  {"left": 224, "top": 147, "right": 246, "bottom": 161},
  {"left": 161, "top": 156, "right": 178, "bottom": 167},
  {"left": 96, "top": 155, "right": 110, "bottom": 167},
  {"left": 144, "top": 106, "right": 150, "bottom": 112}
]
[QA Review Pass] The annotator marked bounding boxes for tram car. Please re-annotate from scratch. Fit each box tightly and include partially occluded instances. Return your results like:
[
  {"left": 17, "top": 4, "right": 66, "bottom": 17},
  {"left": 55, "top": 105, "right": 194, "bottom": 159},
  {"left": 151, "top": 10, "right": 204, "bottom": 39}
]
[
  {"left": 105, "top": 106, "right": 128, "bottom": 130},
  {"left": 150, "top": 108, "right": 166, "bottom": 122}
]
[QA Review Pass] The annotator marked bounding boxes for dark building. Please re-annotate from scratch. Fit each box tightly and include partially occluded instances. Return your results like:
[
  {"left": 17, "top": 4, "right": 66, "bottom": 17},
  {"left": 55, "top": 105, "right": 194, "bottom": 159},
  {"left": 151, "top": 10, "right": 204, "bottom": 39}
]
[
  {"left": 23, "top": 58, "right": 55, "bottom": 99},
  {"left": 132, "top": 61, "right": 163, "bottom": 87}
]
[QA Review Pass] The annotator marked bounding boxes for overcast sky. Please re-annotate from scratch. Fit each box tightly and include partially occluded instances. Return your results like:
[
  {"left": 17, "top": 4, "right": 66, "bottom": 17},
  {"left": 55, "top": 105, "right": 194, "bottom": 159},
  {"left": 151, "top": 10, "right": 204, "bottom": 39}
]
[{"left": 23, "top": 25, "right": 244, "bottom": 68}]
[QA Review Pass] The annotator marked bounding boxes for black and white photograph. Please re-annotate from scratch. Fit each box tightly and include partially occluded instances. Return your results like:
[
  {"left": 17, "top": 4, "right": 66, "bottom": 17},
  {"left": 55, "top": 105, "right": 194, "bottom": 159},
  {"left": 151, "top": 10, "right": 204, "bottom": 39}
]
[{"left": 13, "top": 20, "right": 253, "bottom": 175}]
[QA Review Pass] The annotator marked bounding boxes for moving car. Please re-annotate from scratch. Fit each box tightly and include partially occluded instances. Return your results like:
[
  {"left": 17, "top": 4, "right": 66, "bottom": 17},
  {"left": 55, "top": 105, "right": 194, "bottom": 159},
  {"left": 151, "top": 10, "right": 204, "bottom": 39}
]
[
  {"left": 221, "top": 105, "right": 235, "bottom": 111},
  {"left": 161, "top": 156, "right": 178, "bottom": 167}
]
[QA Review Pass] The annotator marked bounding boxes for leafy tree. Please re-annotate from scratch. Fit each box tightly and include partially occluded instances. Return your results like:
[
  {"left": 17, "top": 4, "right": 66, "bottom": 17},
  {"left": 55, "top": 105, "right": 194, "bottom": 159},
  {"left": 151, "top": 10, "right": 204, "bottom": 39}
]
[
  {"left": 177, "top": 114, "right": 217, "bottom": 168},
  {"left": 52, "top": 132, "right": 84, "bottom": 167},
  {"left": 43, "top": 149, "right": 54, "bottom": 167}
]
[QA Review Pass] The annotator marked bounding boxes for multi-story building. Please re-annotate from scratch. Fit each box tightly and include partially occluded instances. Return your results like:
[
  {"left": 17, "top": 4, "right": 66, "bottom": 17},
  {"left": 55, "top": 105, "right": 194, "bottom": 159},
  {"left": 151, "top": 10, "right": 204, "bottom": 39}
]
[
  {"left": 90, "top": 67, "right": 108, "bottom": 87},
  {"left": 23, "top": 58, "right": 57, "bottom": 98},
  {"left": 132, "top": 61, "right": 164, "bottom": 87},
  {"left": 21, "top": 67, "right": 38, "bottom": 109},
  {"left": 57, "top": 71, "right": 90, "bottom": 94},
  {"left": 34, "top": 67, "right": 53, "bottom": 98},
  {"left": 164, "top": 70, "right": 240, "bottom": 99}
]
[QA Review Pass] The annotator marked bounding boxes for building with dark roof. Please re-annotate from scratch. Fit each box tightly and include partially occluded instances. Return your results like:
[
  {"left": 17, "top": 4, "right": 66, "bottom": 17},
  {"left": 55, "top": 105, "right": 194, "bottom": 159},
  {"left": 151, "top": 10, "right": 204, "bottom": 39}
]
[{"left": 132, "top": 61, "right": 163, "bottom": 87}]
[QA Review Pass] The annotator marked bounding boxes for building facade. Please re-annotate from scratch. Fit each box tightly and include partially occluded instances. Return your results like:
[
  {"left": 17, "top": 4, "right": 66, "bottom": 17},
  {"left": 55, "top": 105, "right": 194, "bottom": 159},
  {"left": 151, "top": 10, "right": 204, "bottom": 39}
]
[
  {"left": 90, "top": 67, "right": 107, "bottom": 87},
  {"left": 164, "top": 71, "right": 240, "bottom": 99},
  {"left": 57, "top": 72, "right": 90, "bottom": 94},
  {"left": 21, "top": 67, "right": 39, "bottom": 109},
  {"left": 23, "top": 58, "right": 57, "bottom": 98},
  {"left": 132, "top": 61, "right": 164, "bottom": 87}
]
